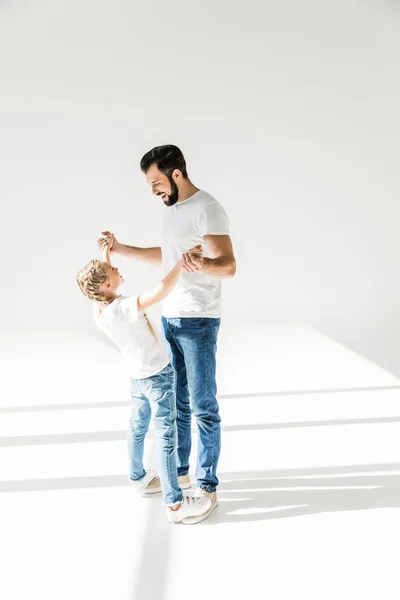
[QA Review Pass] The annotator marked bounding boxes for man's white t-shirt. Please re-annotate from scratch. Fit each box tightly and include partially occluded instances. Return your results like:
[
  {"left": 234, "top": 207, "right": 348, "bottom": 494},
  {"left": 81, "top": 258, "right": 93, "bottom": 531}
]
[
  {"left": 161, "top": 190, "right": 230, "bottom": 318},
  {"left": 93, "top": 296, "right": 170, "bottom": 379}
]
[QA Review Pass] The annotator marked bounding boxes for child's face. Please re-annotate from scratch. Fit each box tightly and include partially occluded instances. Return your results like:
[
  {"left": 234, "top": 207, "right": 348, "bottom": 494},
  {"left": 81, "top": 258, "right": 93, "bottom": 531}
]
[{"left": 105, "top": 263, "right": 124, "bottom": 292}]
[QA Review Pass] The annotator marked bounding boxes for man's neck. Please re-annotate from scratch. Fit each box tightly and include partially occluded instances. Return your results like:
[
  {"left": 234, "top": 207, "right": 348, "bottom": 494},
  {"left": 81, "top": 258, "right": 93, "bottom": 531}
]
[{"left": 177, "top": 181, "right": 200, "bottom": 203}]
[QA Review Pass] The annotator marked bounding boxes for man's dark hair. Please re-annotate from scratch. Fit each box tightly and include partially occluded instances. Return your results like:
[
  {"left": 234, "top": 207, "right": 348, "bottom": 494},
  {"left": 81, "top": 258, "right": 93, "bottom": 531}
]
[{"left": 140, "top": 145, "right": 188, "bottom": 179}]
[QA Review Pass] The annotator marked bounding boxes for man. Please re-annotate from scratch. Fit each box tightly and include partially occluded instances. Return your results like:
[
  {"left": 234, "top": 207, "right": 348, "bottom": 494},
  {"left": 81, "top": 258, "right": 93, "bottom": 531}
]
[{"left": 99, "top": 145, "right": 236, "bottom": 520}]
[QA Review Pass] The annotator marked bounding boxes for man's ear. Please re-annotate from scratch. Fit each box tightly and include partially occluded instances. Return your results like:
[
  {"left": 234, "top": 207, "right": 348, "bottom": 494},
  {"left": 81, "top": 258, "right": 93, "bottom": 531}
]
[{"left": 172, "top": 168, "right": 182, "bottom": 182}]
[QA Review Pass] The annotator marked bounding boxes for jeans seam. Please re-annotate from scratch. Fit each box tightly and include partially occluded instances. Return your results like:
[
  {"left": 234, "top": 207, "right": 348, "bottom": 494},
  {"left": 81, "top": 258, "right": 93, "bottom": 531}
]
[
  {"left": 129, "top": 378, "right": 151, "bottom": 481},
  {"left": 153, "top": 380, "right": 180, "bottom": 505},
  {"left": 166, "top": 388, "right": 173, "bottom": 502},
  {"left": 172, "top": 325, "right": 191, "bottom": 475},
  {"left": 204, "top": 322, "right": 215, "bottom": 479}
]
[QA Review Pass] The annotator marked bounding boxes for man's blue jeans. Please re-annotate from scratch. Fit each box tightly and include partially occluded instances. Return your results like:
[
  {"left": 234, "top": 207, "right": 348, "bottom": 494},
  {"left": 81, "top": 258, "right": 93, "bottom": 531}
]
[
  {"left": 129, "top": 363, "right": 182, "bottom": 506},
  {"left": 161, "top": 317, "right": 221, "bottom": 493}
]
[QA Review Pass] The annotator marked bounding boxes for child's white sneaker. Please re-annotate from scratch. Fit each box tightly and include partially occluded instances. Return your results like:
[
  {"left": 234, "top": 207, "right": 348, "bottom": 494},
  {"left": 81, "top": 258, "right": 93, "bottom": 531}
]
[
  {"left": 142, "top": 474, "right": 192, "bottom": 495},
  {"left": 166, "top": 494, "right": 212, "bottom": 524},
  {"left": 141, "top": 473, "right": 162, "bottom": 495},
  {"left": 130, "top": 470, "right": 158, "bottom": 495},
  {"left": 177, "top": 474, "right": 192, "bottom": 490}
]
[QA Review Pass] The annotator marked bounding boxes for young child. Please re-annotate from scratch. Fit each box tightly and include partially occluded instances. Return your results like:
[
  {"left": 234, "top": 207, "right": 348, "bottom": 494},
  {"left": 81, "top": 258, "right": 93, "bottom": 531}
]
[{"left": 76, "top": 234, "right": 211, "bottom": 524}]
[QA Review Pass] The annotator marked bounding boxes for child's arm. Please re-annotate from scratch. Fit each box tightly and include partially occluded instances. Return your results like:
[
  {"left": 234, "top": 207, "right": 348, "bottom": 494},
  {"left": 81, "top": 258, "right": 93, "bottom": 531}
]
[
  {"left": 102, "top": 234, "right": 114, "bottom": 265},
  {"left": 137, "top": 245, "right": 202, "bottom": 312},
  {"left": 137, "top": 262, "right": 182, "bottom": 312}
]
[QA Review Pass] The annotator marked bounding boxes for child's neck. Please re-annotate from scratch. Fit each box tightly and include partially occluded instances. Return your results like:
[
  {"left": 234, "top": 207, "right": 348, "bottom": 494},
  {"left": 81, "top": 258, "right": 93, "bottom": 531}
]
[
  {"left": 107, "top": 293, "right": 120, "bottom": 303},
  {"left": 99, "top": 294, "right": 120, "bottom": 314}
]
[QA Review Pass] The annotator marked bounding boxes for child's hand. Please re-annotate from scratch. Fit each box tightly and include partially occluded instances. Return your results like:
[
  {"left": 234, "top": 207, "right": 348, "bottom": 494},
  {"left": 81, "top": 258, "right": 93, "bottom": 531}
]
[
  {"left": 186, "top": 244, "right": 203, "bottom": 258},
  {"left": 181, "top": 244, "right": 204, "bottom": 273},
  {"left": 97, "top": 231, "right": 119, "bottom": 253}
]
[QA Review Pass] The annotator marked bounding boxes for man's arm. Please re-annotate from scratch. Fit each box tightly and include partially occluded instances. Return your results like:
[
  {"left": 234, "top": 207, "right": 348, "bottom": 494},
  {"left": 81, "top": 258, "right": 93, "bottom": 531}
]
[
  {"left": 98, "top": 231, "right": 161, "bottom": 265},
  {"left": 114, "top": 244, "right": 161, "bottom": 264},
  {"left": 181, "top": 235, "right": 236, "bottom": 278}
]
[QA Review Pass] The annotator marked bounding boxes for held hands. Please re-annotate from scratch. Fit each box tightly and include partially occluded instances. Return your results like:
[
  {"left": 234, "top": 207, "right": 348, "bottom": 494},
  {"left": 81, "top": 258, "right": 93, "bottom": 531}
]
[
  {"left": 103, "top": 232, "right": 114, "bottom": 250},
  {"left": 97, "top": 233, "right": 203, "bottom": 271},
  {"left": 181, "top": 245, "right": 204, "bottom": 273},
  {"left": 97, "top": 231, "right": 120, "bottom": 254}
]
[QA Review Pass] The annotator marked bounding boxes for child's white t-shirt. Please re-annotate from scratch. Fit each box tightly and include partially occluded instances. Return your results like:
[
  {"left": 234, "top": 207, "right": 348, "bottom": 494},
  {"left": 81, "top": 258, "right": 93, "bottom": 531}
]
[
  {"left": 161, "top": 190, "right": 230, "bottom": 318},
  {"left": 93, "top": 296, "right": 170, "bottom": 380}
]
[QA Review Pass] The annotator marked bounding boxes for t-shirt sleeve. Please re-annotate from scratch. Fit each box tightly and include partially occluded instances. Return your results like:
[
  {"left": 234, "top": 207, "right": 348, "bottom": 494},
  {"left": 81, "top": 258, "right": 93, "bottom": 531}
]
[
  {"left": 197, "top": 201, "right": 230, "bottom": 237},
  {"left": 118, "top": 296, "right": 141, "bottom": 323}
]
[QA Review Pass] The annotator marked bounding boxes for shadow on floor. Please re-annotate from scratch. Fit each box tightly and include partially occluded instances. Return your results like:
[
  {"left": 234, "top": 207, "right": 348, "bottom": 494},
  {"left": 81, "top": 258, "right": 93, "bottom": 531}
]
[
  {"left": 204, "top": 462, "right": 400, "bottom": 525},
  {"left": 2, "top": 414, "right": 400, "bottom": 447},
  {"left": 2, "top": 463, "right": 400, "bottom": 528},
  {"left": 2, "top": 384, "right": 400, "bottom": 413}
]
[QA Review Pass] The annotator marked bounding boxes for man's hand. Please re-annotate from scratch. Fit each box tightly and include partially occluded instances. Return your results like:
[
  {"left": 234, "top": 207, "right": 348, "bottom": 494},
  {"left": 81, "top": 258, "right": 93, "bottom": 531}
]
[
  {"left": 97, "top": 231, "right": 121, "bottom": 254},
  {"left": 104, "top": 232, "right": 114, "bottom": 249},
  {"left": 181, "top": 244, "right": 204, "bottom": 273}
]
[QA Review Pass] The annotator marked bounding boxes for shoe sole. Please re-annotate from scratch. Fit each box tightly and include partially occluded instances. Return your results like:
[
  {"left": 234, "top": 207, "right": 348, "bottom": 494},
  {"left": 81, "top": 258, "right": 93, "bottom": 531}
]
[
  {"left": 179, "top": 481, "right": 192, "bottom": 491},
  {"left": 181, "top": 500, "right": 219, "bottom": 525},
  {"left": 142, "top": 481, "right": 192, "bottom": 496},
  {"left": 141, "top": 487, "right": 162, "bottom": 495}
]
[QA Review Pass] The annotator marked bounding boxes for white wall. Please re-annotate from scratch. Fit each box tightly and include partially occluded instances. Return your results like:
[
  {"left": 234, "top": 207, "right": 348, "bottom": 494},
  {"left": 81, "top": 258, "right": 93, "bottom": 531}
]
[{"left": 1, "top": 1, "right": 399, "bottom": 371}]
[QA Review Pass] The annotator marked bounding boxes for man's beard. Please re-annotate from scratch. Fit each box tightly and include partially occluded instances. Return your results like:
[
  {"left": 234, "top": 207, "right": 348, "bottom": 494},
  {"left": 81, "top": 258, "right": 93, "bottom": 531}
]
[{"left": 163, "top": 176, "right": 179, "bottom": 206}]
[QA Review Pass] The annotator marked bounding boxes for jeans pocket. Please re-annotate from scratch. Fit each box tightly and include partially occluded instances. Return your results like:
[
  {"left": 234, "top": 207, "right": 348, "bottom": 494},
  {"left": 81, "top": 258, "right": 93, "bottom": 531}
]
[
  {"left": 158, "top": 363, "right": 176, "bottom": 379},
  {"left": 165, "top": 365, "right": 176, "bottom": 379},
  {"left": 148, "top": 366, "right": 176, "bottom": 402}
]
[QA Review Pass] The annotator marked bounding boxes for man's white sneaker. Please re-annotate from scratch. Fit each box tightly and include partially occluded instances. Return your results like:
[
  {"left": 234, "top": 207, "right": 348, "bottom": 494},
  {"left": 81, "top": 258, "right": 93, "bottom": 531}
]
[
  {"left": 166, "top": 494, "right": 212, "bottom": 524},
  {"left": 142, "top": 474, "right": 192, "bottom": 495},
  {"left": 177, "top": 474, "right": 192, "bottom": 490},
  {"left": 181, "top": 488, "right": 219, "bottom": 524}
]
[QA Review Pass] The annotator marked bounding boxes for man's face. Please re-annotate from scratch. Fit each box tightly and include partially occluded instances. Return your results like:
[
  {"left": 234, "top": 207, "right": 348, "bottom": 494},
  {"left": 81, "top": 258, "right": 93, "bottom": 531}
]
[{"left": 145, "top": 164, "right": 179, "bottom": 206}]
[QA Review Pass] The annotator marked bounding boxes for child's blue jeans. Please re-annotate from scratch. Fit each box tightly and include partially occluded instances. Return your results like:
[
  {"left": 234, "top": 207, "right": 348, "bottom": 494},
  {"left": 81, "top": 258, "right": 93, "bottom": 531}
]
[{"left": 129, "top": 363, "right": 182, "bottom": 506}]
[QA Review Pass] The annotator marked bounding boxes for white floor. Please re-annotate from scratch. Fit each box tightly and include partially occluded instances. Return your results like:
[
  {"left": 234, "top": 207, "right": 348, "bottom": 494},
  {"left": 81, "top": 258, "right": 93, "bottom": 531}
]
[{"left": 1, "top": 324, "right": 400, "bottom": 599}]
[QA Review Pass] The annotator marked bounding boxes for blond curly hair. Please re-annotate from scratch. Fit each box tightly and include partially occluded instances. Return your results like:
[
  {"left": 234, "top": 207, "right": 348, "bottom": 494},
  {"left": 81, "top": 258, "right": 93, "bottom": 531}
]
[{"left": 76, "top": 259, "right": 115, "bottom": 305}]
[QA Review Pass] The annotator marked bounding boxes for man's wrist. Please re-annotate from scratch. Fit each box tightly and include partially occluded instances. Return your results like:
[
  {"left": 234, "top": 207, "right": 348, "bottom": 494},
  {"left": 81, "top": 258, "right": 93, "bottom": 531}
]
[
  {"left": 201, "top": 257, "right": 211, "bottom": 270},
  {"left": 112, "top": 241, "right": 123, "bottom": 254}
]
